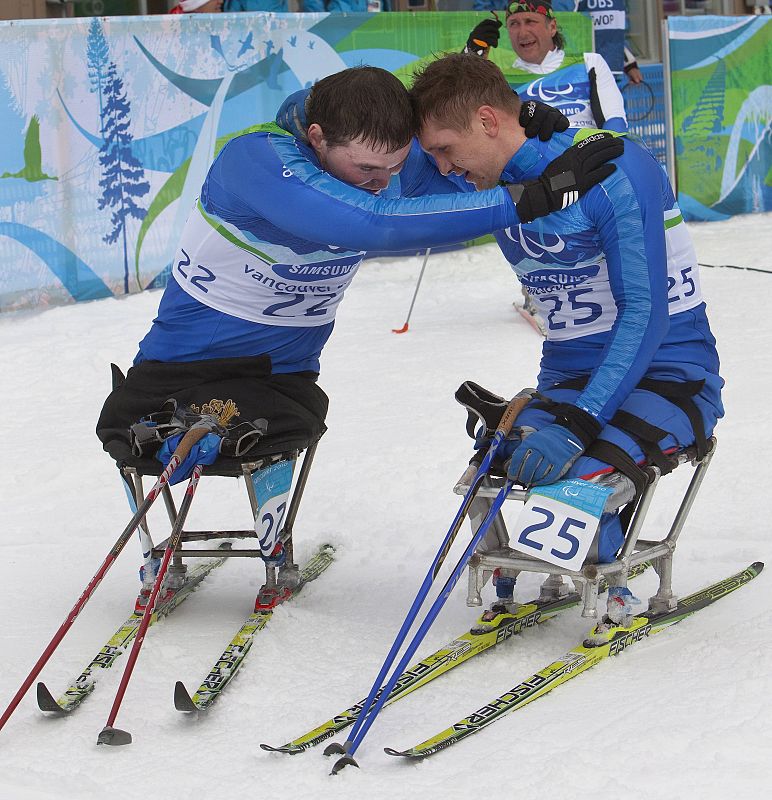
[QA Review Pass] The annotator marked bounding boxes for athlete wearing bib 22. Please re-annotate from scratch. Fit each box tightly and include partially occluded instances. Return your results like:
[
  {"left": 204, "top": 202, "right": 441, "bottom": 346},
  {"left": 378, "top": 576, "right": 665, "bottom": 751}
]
[{"left": 137, "top": 133, "right": 522, "bottom": 372}]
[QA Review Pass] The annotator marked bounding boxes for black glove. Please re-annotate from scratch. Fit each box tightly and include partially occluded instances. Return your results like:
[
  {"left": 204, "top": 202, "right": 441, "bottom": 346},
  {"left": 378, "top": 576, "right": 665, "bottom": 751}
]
[
  {"left": 463, "top": 18, "right": 502, "bottom": 57},
  {"left": 505, "top": 132, "right": 624, "bottom": 223},
  {"left": 518, "top": 98, "right": 570, "bottom": 141}
]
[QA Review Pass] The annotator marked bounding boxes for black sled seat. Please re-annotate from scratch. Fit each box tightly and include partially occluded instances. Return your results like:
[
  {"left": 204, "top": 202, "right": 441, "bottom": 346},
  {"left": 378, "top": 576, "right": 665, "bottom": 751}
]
[
  {"left": 455, "top": 381, "right": 718, "bottom": 618},
  {"left": 97, "top": 358, "right": 329, "bottom": 576}
]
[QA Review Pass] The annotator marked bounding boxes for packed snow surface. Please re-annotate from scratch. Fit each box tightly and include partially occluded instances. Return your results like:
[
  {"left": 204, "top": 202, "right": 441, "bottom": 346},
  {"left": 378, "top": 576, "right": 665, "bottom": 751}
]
[{"left": 1, "top": 214, "right": 770, "bottom": 800}]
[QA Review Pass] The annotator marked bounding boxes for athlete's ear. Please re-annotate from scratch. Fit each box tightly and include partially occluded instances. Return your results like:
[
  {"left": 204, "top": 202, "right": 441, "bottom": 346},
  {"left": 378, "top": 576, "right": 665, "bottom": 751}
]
[
  {"left": 307, "top": 123, "right": 325, "bottom": 150},
  {"left": 479, "top": 105, "right": 499, "bottom": 137}
]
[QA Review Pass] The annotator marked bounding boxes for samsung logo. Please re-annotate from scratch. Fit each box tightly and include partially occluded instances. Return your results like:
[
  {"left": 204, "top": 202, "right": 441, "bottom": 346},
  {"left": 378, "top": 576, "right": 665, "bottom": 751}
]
[{"left": 272, "top": 254, "right": 361, "bottom": 282}]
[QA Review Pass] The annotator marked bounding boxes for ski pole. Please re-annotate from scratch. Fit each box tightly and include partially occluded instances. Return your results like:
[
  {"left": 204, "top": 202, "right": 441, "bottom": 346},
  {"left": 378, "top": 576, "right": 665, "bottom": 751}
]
[
  {"left": 98, "top": 456, "right": 207, "bottom": 746},
  {"left": 392, "top": 248, "right": 431, "bottom": 334},
  {"left": 121, "top": 473, "right": 158, "bottom": 592},
  {"left": 329, "top": 473, "right": 518, "bottom": 773},
  {"left": 326, "top": 389, "right": 532, "bottom": 769},
  {"left": 698, "top": 262, "right": 772, "bottom": 275},
  {"left": 0, "top": 428, "right": 204, "bottom": 735}
]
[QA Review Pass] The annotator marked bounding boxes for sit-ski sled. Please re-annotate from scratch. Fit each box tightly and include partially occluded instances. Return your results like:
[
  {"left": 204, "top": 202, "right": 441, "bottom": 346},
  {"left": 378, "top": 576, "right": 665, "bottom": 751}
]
[
  {"left": 261, "top": 382, "right": 763, "bottom": 772},
  {"left": 0, "top": 402, "right": 334, "bottom": 745}
]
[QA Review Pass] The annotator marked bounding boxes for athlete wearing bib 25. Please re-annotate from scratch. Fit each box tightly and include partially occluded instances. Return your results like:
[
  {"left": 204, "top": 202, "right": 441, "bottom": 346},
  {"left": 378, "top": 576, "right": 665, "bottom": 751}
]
[{"left": 411, "top": 55, "right": 722, "bottom": 586}]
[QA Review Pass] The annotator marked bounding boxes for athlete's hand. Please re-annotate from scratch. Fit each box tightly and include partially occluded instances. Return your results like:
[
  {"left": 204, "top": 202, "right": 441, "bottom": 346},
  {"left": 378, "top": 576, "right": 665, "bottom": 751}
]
[
  {"left": 506, "top": 403, "right": 602, "bottom": 486},
  {"left": 519, "top": 99, "right": 570, "bottom": 141},
  {"left": 506, "top": 424, "right": 584, "bottom": 487},
  {"left": 505, "top": 132, "right": 624, "bottom": 223},
  {"left": 463, "top": 17, "right": 502, "bottom": 57}
]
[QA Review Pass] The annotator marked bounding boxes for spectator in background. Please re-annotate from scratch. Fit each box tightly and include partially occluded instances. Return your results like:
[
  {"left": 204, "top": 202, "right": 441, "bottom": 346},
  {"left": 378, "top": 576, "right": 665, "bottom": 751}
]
[
  {"left": 171, "top": 0, "right": 223, "bottom": 11},
  {"left": 464, "top": 1, "right": 626, "bottom": 133},
  {"left": 623, "top": 45, "right": 642, "bottom": 85},
  {"left": 302, "top": 1, "right": 368, "bottom": 10},
  {"left": 223, "top": 0, "right": 288, "bottom": 10}
]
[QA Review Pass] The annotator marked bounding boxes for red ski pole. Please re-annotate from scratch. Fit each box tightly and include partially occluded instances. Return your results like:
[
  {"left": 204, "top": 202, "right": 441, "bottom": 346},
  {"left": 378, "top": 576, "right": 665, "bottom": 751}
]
[
  {"left": 392, "top": 249, "right": 431, "bottom": 334},
  {"left": 98, "top": 455, "right": 207, "bottom": 746},
  {"left": 0, "top": 428, "right": 204, "bottom": 734}
]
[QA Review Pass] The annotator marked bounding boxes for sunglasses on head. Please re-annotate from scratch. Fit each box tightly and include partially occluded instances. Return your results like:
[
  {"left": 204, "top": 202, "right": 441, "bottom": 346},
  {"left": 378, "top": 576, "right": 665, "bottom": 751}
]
[{"left": 505, "top": 2, "right": 555, "bottom": 19}]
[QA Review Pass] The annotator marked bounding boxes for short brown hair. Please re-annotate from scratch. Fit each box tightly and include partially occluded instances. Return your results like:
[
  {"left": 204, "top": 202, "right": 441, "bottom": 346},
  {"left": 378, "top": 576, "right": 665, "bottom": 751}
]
[
  {"left": 306, "top": 66, "right": 416, "bottom": 152},
  {"left": 410, "top": 54, "right": 521, "bottom": 131}
]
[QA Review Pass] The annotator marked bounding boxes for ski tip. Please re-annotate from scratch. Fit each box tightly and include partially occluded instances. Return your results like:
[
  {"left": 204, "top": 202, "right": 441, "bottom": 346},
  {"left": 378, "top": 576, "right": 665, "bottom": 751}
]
[
  {"left": 259, "top": 742, "right": 303, "bottom": 755},
  {"left": 322, "top": 741, "right": 347, "bottom": 757},
  {"left": 96, "top": 726, "right": 132, "bottom": 746},
  {"left": 384, "top": 746, "right": 421, "bottom": 759},
  {"left": 330, "top": 754, "right": 359, "bottom": 775},
  {"left": 174, "top": 681, "right": 198, "bottom": 713},
  {"left": 36, "top": 682, "right": 67, "bottom": 715},
  {"left": 749, "top": 561, "right": 765, "bottom": 573}
]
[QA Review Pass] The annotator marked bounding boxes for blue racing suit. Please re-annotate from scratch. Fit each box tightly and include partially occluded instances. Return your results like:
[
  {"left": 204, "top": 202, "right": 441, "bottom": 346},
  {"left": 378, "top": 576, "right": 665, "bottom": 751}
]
[
  {"left": 137, "top": 129, "right": 519, "bottom": 372},
  {"left": 485, "top": 130, "right": 723, "bottom": 560}
]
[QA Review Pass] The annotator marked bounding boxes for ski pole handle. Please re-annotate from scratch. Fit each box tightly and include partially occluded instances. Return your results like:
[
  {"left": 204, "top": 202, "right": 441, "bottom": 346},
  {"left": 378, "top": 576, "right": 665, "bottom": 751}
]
[
  {"left": 494, "top": 389, "right": 534, "bottom": 440},
  {"left": 171, "top": 424, "right": 212, "bottom": 462}
]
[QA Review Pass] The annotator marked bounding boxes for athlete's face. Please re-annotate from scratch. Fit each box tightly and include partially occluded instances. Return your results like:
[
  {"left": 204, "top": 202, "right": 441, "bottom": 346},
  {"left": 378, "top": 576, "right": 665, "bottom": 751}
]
[
  {"left": 308, "top": 125, "right": 412, "bottom": 194},
  {"left": 506, "top": 12, "right": 557, "bottom": 64},
  {"left": 418, "top": 110, "right": 508, "bottom": 191}
]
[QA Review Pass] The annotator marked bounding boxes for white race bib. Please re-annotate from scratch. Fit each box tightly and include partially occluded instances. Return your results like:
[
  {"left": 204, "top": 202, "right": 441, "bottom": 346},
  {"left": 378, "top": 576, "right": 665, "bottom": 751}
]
[
  {"left": 173, "top": 203, "right": 363, "bottom": 327},
  {"left": 511, "top": 478, "right": 613, "bottom": 571}
]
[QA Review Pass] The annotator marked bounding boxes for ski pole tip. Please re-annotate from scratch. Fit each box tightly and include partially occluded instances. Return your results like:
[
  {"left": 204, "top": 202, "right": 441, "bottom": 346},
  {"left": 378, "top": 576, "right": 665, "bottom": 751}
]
[
  {"left": 391, "top": 323, "right": 409, "bottom": 334},
  {"left": 330, "top": 754, "right": 359, "bottom": 775},
  {"left": 323, "top": 741, "right": 348, "bottom": 757},
  {"left": 97, "top": 726, "right": 132, "bottom": 746}
]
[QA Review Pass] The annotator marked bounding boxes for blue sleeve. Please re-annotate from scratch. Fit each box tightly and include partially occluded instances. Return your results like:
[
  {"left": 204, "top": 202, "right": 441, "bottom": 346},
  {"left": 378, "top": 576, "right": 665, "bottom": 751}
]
[
  {"left": 203, "top": 134, "right": 519, "bottom": 253},
  {"left": 572, "top": 146, "right": 670, "bottom": 426},
  {"left": 603, "top": 117, "right": 629, "bottom": 134},
  {"left": 397, "top": 140, "right": 473, "bottom": 198}
]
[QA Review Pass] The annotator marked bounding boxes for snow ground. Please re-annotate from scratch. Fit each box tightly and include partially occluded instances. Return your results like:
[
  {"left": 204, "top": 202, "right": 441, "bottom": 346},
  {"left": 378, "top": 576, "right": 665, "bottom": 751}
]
[{"left": 1, "top": 213, "right": 770, "bottom": 800}]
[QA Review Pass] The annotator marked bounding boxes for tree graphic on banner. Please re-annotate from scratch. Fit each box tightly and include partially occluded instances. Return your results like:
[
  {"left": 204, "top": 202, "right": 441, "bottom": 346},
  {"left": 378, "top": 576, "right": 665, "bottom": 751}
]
[
  {"left": 86, "top": 17, "right": 110, "bottom": 121},
  {"left": 97, "top": 60, "right": 149, "bottom": 295}
]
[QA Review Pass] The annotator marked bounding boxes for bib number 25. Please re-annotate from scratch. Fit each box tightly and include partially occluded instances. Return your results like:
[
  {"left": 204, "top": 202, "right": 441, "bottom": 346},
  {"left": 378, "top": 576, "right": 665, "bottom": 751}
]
[{"left": 511, "top": 491, "right": 603, "bottom": 570}]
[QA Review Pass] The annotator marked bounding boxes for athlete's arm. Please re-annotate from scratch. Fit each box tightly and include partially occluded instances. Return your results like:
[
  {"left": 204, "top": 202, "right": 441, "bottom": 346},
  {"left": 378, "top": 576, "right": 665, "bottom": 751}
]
[
  {"left": 570, "top": 149, "right": 670, "bottom": 427},
  {"left": 585, "top": 53, "right": 628, "bottom": 134},
  {"left": 204, "top": 134, "right": 515, "bottom": 253}
]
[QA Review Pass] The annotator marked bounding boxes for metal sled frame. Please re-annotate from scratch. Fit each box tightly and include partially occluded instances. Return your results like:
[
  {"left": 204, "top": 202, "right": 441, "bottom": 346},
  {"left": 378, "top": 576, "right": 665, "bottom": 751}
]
[
  {"left": 463, "top": 438, "right": 717, "bottom": 618},
  {"left": 121, "top": 440, "right": 320, "bottom": 588}
]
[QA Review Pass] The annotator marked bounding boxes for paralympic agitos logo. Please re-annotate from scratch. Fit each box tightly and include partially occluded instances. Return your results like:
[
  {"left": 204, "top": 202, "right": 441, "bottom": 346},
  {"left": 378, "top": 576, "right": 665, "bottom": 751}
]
[{"left": 272, "top": 254, "right": 361, "bottom": 282}]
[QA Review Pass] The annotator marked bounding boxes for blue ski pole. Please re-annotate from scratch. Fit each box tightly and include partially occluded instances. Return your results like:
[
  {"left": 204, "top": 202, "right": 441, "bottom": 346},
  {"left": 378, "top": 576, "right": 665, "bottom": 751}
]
[
  {"left": 329, "top": 475, "right": 518, "bottom": 773},
  {"left": 325, "top": 389, "right": 533, "bottom": 771}
]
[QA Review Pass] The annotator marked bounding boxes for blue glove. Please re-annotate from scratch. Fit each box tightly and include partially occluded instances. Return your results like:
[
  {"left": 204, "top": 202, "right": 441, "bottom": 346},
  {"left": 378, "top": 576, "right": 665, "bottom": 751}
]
[
  {"left": 276, "top": 89, "right": 309, "bottom": 140},
  {"left": 156, "top": 432, "right": 222, "bottom": 485},
  {"left": 506, "top": 423, "right": 585, "bottom": 487}
]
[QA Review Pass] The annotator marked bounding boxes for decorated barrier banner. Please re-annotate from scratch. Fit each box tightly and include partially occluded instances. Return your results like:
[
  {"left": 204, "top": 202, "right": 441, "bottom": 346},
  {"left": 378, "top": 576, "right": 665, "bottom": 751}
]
[
  {"left": 667, "top": 15, "right": 770, "bottom": 221},
  {"left": 0, "top": 11, "right": 590, "bottom": 313}
]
